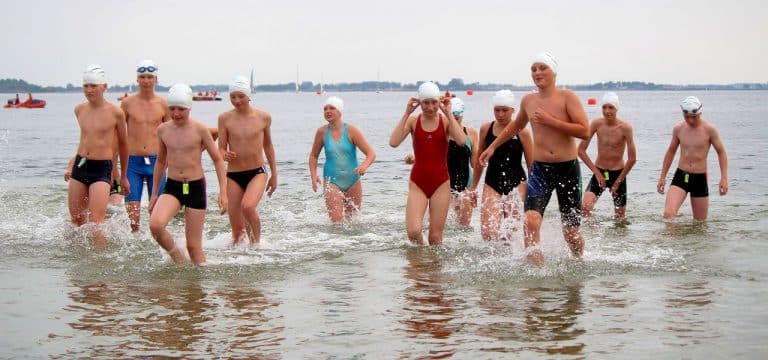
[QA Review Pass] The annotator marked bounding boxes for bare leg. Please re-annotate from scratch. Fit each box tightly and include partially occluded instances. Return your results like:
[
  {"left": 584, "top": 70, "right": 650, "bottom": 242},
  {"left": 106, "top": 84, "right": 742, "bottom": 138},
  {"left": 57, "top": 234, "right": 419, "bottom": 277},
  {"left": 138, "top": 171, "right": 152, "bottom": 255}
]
[
  {"left": 524, "top": 210, "right": 544, "bottom": 265},
  {"left": 426, "top": 182, "right": 451, "bottom": 245},
  {"left": 690, "top": 196, "right": 709, "bottom": 221},
  {"left": 149, "top": 194, "right": 186, "bottom": 264},
  {"left": 405, "top": 182, "right": 429, "bottom": 245},
  {"left": 126, "top": 201, "right": 141, "bottom": 232},
  {"left": 324, "top": 181, "right": 346, "bottom": 224},
  {"left": 613, "top": 206, "right": 626, "bottom": 220},
  {"left": 227, "top": 181, "right": 247, "bottom": 245},
  {"left": 663, "top": 186, "right": 688, "bottom": 219},
  {"left": 87, "top": 182, "right": 111, "bottom": 250},
  {"left": 68, "top": 180, "right": 89, "bottom": 226},
  {"left": 562, "top": 226, "right": 585, "bottom": 258},
  {"left": 184, "top": 208, "right": 207, "bottom": 265},
  {"left": 241, "top": 174, "right": 268, "bottom": 245},
  {"left": 581, "top": 191, "right": 598, "bottom": 218},
  {"left": 343, "top": 180, "right": 363, "bottom": 220},
  {"left": 480, "top": 185, "right": 503, "bottom": 241},
  {"left": 456, "top": 190, "right": 475, "bottom": 227}
]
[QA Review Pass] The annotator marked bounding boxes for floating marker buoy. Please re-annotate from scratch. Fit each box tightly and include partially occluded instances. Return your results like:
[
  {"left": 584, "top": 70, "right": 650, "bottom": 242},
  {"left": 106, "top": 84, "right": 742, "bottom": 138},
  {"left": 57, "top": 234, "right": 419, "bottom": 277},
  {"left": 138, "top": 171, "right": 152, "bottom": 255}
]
[
  {"left": 466, "top": 89, "right": 474, "bottom": 95},
  {"left": 587, "top": 97, "right": 597, "bottom": 105}
]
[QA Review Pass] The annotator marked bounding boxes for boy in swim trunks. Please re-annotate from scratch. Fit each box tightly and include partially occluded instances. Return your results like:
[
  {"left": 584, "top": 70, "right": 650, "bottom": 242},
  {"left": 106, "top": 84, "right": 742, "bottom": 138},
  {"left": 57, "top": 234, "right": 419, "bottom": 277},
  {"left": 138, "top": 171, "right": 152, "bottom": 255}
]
[
  {"left": 657, "top": 96, "right": 728, "bottom": 220},
  {"left": 578, "top": 92, "right": 637, "bottom": 219},
  {"left": 479, "top": 53, "right": 590, "bottom": 264},
  {"left": 67, "top": 64, "right": 130, "bottom": 249},
  {"left": 309, "top": 96, "right": 376, "bottom": 224},
  {"left": 120, "top": 60, "right": 168, "bottom": 232},
  {"left": 217, "top": 76, "right": 277, "bottom": 245},
  {"left": 473, "top": 90, "right": 533, "bottom": 241},
  {"left": 148, "top": 84, "right": 227, "bottom": 265},
  {"left": 389, "top": 82, "right": 467, "bottom": 245}
]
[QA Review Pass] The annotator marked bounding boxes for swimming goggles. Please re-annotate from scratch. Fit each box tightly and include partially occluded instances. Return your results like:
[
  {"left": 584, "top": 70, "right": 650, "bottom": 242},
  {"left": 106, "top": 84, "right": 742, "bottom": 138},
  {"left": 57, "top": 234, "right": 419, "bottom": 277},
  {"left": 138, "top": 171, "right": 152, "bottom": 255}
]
[
  {"left": 681, "top": 105, "right": 702, "bottom": 115},
  {"left": 137, "top": 66, "right": 158, "bottom": 73}
]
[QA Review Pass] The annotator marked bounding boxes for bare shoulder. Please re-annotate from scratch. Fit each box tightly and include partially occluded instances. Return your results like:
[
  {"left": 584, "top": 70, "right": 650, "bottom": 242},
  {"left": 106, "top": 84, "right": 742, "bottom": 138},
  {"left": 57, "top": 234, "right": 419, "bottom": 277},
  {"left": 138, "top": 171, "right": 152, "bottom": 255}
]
[
  {"left": 479, "top": 121, "right": 492, "bottom": 133},
  {"left": 702, "top": 119, "right": 721, "bottom": 135},
  {"left": 74, "top": 102, "right": 86, "bottom": 115},
  {"left": 591, "top": 117, "right": 606, "bottom": 127},
  {"left": 619, "top": 119, "right": 634, "bottom": 131},
  {"left": 109, "top": 102, "right": 124, "bottom": 117},
  {"left": 315, "top": 124, "right": 328, "bottom": 137}
]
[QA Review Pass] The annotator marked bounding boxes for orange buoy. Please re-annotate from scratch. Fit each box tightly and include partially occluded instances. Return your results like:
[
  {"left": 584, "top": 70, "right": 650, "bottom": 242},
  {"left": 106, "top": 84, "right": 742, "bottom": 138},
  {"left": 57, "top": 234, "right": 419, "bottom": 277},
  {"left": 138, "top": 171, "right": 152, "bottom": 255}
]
[
  {"left": 466, "top": 89, "right": 474, "bottom": 95},
  {"left": 587, "top": 97, "right": 597, "bottom": 105}
]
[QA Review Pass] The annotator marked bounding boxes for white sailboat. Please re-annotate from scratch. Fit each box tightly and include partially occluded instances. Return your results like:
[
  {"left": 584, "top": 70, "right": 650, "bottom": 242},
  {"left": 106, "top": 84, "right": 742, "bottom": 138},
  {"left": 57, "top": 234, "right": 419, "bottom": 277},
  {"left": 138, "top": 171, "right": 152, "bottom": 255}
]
[
  {"left": 250, "top": 68, "right": 256, "bottom": 93},
  {"left": 295, "top": 65, "right": 301, "bottom": 93},
  {"left": 376, "top": 67, "right": 383, "bottom": 94}
]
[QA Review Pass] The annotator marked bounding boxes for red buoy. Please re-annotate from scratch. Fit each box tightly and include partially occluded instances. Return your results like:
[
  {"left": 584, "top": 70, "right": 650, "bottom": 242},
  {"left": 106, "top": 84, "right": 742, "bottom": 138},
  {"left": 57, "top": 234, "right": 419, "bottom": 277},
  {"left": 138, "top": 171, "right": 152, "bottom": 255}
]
[
  {"left": 466, "top": 89, "right": 474, "bottom": 95},
  {"left": 587, "top": 97, "right": 597, "bottom": 105}
]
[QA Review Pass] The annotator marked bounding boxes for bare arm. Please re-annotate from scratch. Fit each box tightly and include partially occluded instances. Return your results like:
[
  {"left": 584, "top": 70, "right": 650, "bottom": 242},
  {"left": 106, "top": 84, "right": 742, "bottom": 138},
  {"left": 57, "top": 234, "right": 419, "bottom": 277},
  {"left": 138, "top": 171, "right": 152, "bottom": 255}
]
[
  {"left": 519, "top": 128, "right": 534, "bottom": 173},
  {"left": 201, "top": 123, "right": 228, "bottom": 214},
  {"left": 349, "top": 125, "right": 376, "bottom": 175},
  {"left": 468, "top": 127, "right": 479, "bottom": 171},
  {"left": 263, "top": 114, "right": 278, "bottom": 196},
  {"left": 148, "top": 130, "right": 167, "bottom": 213},
  {"left": 308, "top": 127, "right": 325, "bottom": 192},
  {"left": 578, "top": 120, "right": 601, "bottom": 178},
  {"left": 114, "top": 107, "right": 131, "bottom": 196},
  {"left": 657, "top": 126, "right": 680, "bottom": 194},
  {"left": 217, "top": 114, "right": 234, "bottom": 161},
  {"left": 564, "top": 91, "right": 590, "bottom": 139},
  {"left": 470, "top": 123, "right": 490, "bottom": 190},
  {"left": 389, "top": 98, "right": 419, "bottom": 147},
  {"left": 709, "top": 125, "right": 728, "bottom": 195},
  {"left": 614, "top": 123, "right": 637, "bottom": 186}
]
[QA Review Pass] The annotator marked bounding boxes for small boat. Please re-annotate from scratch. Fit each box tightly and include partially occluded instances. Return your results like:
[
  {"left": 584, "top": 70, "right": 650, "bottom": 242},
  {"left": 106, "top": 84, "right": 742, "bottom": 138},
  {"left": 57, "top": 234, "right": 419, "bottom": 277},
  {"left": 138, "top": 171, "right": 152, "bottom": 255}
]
[{"left": 4, "top": 94, "right": 46, "bottom": 109}]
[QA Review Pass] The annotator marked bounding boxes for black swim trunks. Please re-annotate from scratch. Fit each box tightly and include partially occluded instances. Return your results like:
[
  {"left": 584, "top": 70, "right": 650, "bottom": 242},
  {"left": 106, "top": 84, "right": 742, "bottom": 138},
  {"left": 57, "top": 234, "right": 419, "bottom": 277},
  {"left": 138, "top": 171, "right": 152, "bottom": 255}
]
[
  {"left": 164, "top": 178, "right": 207, "bottom": 210},
  {"left": 670, "top": 168, "right": 708, "bottom": 197},
  {"left": 525, "top": 160, "right": 582, "bottom": 227},
  {"left": 447, "top": 127, "right": 471, "bottom": 193},
  {"left": 484, "top": 122, "right": 526, "bottom": 195},
  {"left": 227, "top": 166, "right": 267, "bottom": 191},
  {"left": 586, "top": 167, "right": 627, "bottom": 208},
  {"left": 70, "top": 154, "right": 113, "bottom": 186}
]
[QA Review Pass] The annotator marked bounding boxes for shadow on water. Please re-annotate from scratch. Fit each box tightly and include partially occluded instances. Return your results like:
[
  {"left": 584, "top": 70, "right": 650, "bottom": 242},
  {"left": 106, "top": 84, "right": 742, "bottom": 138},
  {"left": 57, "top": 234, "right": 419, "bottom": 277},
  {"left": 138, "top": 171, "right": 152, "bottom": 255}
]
[
  {"left": 399, "top": 247, "right": 463, "bottom": 359},
  {"left": 474, "top": 282, "right": 586, "bottom": 356},
  {"left": 51, "top": 273, "right": 284, "bottom": 358}
]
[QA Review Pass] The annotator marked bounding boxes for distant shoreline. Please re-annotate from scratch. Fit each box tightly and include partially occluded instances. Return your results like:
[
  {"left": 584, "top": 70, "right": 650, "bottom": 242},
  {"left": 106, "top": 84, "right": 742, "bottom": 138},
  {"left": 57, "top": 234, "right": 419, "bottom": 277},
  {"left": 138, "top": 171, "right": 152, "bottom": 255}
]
[{"left": 2, "top": 78, "right": 766, "bottom": 93}]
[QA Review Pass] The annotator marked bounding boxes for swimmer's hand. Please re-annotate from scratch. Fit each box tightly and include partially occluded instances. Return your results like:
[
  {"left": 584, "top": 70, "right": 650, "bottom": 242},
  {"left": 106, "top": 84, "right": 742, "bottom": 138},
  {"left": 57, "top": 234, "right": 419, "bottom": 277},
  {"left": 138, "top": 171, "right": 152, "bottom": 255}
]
[
  {"left": 266, "top": 175, "right": 277, "bottom": 197},
  {"left": 719, "top": 178, "right": 728, "bottom": 196},
  {"left": 219, "top": 193, "right": 228, "bottom": 215},
  {"left": 404, "top": 154, "right": 415, "bottom": 165},
  {"left": 121, "top": 177, "right": 131, "bottom": 197},
  {"left": 148, "top": 195, "right": 158, "bottom": 213},
  {"left": 405, "top": 97, "right": 420, "bottom": 115},
  {"left": 594, "top": 170, "right": 607, "bottom": 188},
  {"left": 478, "top": 146, "right": 495, "bottom": 167},
  {"left": 531, "top": 107, "right": 555, "bottom": 126},
  {"left": 354, "top": 164, "right": 369, "bottom": 176},
  {"left": 64, "top": 170, "right": 71, "bottom": 182},
  {"left": 222, "top": 150, "right": 237, "bottom": 162},
  {"left": 656, "top": 178, "right": 666, "bottom": 194},
  {"left": 311, "top": 175, "right": 321, "bottom": 192},
  {"left": 438, "top": 96, "right": 452, "bottom": 115}
]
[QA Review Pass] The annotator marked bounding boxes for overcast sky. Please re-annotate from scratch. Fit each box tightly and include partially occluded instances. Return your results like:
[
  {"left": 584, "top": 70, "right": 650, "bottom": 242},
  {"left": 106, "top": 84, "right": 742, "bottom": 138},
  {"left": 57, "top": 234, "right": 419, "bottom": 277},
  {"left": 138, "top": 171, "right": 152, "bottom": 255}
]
[{"left": 2, "top": 0, "right": 766, "bottom": 87}]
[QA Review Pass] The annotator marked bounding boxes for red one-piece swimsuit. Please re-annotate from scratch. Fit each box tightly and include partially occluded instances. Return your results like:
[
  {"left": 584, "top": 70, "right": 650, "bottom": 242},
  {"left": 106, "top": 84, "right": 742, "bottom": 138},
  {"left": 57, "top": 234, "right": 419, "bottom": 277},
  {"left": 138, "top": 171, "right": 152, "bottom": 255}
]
[{"left": 410, "top": 114, "right": 449, "bottom": 198}]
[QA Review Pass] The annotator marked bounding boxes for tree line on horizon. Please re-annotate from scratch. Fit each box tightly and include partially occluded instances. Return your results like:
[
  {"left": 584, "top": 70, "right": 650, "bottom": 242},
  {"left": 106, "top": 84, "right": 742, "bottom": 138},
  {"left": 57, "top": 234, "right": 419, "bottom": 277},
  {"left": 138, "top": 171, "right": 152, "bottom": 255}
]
[{"left": 1, "top": 78, "right": 766, "bottom": 94}]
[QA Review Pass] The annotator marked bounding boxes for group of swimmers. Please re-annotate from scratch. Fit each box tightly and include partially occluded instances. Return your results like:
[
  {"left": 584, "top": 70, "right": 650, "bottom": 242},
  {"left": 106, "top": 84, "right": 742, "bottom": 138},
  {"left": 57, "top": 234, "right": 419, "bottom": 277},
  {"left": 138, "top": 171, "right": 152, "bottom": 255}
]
[{"left": 65, "top": 52, "right": 729, "bottom": 266}]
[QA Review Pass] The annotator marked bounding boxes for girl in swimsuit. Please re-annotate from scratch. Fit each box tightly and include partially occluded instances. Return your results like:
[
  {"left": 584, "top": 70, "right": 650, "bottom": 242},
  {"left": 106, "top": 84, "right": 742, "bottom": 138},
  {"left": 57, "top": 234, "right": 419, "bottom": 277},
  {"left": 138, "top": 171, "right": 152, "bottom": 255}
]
[
  {"left": 388, "top": 82, "right": 468, "bottom": 245},
  {"left": 472, "top": 90, "right": 533, "bottom": 241},
  {"left": 309, "top": 96, "right": 376, "bottom": 223},
  {"left": 446, "top": 97, "right": 479, "bottom": 228}
]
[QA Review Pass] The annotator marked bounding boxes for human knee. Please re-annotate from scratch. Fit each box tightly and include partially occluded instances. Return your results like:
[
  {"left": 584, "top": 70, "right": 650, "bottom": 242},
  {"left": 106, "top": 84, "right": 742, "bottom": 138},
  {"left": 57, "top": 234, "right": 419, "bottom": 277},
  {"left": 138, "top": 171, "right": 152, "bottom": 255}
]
[{"left": 149, "top": 218, "right": 166, "bottom": 237}]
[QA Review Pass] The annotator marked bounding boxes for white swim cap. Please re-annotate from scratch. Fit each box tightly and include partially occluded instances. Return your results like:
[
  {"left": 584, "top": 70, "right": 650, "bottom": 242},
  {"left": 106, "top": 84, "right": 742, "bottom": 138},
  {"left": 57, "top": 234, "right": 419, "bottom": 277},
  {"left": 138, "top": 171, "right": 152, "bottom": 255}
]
[
  {"left": 167, "top": 83, "right": 193, "bottom": 109},
  {"left": 602, "top": 92, "right": 620, "bottom": 110},
  {"left": 324, "top": 96, "right": 344, "bottom": 113},
  {"left": 532, "top": 52, "right": 559, "bottom": 75},
  {"left": 228, "top": 75, "right": 251, "bottom": 97},
  {"left": 450, "top": 97, "right": 465, "bottom": 117},
  {"left": 417, "top": 81, "right": 441, "bottom": 100},
  {"left": 136, "top": 59, "right": 158, "bottom": 76},
  {"left": 82, "top": 64, "right": 106, "bottom": 85},
  {"left": 492, "top": 89, "right": 516, "bottom": 107},
  {"left": 680, "top": 96, "right": 702, "bottom": 113}
]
